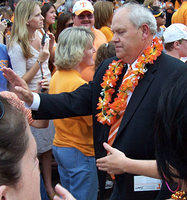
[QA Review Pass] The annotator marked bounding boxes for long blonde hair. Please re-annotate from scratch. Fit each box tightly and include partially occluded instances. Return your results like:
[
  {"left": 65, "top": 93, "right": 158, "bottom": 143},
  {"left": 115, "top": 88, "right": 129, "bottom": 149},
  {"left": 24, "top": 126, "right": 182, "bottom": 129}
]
[{"left": 9, "top": 0, "right": 39, "bottom": 59}]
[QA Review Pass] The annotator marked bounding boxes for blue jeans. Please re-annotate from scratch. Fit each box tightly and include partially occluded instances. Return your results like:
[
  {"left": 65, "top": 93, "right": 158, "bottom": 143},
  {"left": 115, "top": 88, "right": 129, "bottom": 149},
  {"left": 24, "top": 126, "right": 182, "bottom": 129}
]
[{"left": 52, "top": 146, "right": 98, "bottom": 200}]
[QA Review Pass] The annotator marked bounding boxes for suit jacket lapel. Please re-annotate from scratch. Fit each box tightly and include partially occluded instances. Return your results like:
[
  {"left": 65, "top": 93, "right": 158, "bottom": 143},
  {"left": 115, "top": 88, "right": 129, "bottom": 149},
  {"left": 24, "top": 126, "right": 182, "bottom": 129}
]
[{"left": 116, "top": 62, "right": 158, "bottom": 137}]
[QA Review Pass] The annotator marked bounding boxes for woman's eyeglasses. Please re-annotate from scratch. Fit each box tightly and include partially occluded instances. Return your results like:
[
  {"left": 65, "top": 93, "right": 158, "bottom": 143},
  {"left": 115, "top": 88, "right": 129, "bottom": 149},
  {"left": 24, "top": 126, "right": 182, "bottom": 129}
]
[{"left": 0, "top": 101, "right": 5, "bottom": 120}]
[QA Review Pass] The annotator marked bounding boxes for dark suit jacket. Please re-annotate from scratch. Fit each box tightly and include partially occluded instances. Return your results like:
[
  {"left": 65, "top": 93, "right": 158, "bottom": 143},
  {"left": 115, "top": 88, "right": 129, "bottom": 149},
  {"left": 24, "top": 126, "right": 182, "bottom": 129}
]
[{"left": 33, "top": 53, "right": 186, "bottom": 200}]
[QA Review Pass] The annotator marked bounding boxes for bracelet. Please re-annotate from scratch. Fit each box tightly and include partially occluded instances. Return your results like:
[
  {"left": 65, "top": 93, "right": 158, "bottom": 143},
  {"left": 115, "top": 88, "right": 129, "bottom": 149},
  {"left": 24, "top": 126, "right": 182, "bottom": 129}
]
[{"left": 37, "top": 59, "right": 41, "bottom": 64}]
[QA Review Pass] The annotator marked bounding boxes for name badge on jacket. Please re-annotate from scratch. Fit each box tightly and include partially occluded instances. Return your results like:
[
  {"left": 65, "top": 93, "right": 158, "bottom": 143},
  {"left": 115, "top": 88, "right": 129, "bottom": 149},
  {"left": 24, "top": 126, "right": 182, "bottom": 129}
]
[{"left": 134, "top": 176, "right": 162, "bottom": 192}]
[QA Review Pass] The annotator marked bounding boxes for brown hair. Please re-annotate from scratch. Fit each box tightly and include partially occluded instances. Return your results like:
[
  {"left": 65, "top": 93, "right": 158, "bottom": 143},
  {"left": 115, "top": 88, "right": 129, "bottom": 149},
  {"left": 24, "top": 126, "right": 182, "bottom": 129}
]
[
  {"left": 41, "top": 2, "right": 57, "bottom": 33},
  {"left": 55, "top": 12, "right": 73, "bottom": 42},
  {"left": 0, "top": 96, "right": 28, "bottom": 186},
  {"left": 95, "top": 42, "right": 116, "bottom": 70},
  {"left": 94, "top": 1, "right": 113, "bottom": 29},
  {"left": 164, "top": 39, "right": 183, "bottom": 52}
]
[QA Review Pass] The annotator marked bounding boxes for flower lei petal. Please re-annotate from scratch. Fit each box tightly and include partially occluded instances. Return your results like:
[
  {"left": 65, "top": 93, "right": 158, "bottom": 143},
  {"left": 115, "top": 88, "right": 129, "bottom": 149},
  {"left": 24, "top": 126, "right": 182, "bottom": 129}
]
[{"left": 96, "top": 37, "right": 163, "bottom": 126}]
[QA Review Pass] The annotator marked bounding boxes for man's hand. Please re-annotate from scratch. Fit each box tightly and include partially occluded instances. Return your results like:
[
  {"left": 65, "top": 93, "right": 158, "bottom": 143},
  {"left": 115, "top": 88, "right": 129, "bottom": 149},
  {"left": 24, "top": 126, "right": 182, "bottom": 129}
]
[
  {"left": 53, "top": 184, "right": 76, "bottom": 200},
  {"left": 2, "top": 67, "right": 34, "bottom": 106},
  {"left": 96, "top": 142, "right": 130, "bottom": 175}
]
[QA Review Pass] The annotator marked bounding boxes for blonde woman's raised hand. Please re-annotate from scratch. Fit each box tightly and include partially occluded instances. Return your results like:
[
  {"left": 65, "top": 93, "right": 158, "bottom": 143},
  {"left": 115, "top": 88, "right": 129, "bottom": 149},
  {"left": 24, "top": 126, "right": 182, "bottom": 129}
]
[
  {"left": 37, "top": 76, "right": 49, "bottom": 93},
  {"left": 38, "top": 39, "right": 50, "bottom": 63}
]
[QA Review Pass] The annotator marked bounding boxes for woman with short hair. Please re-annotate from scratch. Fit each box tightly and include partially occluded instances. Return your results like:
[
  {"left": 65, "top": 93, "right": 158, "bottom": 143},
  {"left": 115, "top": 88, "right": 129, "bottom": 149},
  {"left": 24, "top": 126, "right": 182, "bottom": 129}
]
[{"left": 49, "top": 26, "right": 98, "bottom": 200}]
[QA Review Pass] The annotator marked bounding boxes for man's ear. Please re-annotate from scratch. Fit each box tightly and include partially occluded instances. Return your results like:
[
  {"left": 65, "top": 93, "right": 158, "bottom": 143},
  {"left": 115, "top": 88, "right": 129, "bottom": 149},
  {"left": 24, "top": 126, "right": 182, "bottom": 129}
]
[
  {"left": 173, "top": 40, "right": 181, "bottom": 49},
  {"left": 140, "top": 24, "right": 150, "bottom": 40},
  {"left": 0, "top": 185, "right": 7, "bottom": 200}
]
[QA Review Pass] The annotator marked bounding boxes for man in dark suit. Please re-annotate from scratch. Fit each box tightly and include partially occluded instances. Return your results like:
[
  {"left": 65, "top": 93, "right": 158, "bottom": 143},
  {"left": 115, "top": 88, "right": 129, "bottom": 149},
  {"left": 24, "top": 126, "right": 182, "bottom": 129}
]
[{"left": 3, "top": 3, "right": 186, "bottom": 200}]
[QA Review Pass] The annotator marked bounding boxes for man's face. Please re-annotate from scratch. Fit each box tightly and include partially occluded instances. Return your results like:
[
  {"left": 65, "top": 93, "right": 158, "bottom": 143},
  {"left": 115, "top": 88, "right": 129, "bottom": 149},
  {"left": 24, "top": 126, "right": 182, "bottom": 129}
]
[
  {"left": 179, "top": 39, "right": 187, "bottom": 57},
  {"left": 6, "top": 125, "right": 41, "bottom": 200},
  {"left": 111, "top": 8, "right": 145, "bottom": 64},
  {"left": 73, "top": 11, "right": 94, "bottom": 29},
  {"left": 156, "top": 12, "right": 166, "bottom": 27}
]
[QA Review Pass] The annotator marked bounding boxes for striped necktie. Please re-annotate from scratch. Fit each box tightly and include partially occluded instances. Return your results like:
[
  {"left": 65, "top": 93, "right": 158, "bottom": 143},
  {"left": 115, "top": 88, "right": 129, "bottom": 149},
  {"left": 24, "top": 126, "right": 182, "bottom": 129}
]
[{"left": 107, "top": 64, "right": 132, "bottom": 146}]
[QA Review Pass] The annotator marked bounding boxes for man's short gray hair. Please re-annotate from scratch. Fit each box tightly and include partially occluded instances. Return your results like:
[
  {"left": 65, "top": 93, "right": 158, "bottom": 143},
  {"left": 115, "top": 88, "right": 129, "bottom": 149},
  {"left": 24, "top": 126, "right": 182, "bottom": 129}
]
[
  {"left": 120, "top": 3, "right": 157, "bottom": 34},
  {"left": 55, "top": 26, "right": 94, "bottom": 70}
]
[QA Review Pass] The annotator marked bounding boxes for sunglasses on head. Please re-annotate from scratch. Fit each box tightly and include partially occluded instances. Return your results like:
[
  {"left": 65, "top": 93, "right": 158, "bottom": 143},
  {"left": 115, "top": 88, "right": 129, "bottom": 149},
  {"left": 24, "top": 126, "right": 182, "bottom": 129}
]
[
  {"left": 0, "top": 101, "right": 5, "bottom": 120},
  {"left": 78, "top": 13, "right": 93, "bottom": 20},
  {"left": 155, "top": 11, "right": 165, "bottom": 18}
]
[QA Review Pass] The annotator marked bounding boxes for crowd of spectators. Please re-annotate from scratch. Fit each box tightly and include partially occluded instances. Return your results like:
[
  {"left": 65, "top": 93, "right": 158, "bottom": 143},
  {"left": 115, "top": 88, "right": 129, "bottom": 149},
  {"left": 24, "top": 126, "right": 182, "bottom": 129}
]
[{"left": 0, "top": 0, "right": 186, "bottom": 200}]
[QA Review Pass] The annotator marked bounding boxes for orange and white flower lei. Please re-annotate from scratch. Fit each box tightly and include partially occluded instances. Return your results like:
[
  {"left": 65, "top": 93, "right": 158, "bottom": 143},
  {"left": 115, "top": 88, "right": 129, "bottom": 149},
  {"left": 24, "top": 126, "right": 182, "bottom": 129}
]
[{"left": 96, "top": 37, "right": 163, "bottom": 126}]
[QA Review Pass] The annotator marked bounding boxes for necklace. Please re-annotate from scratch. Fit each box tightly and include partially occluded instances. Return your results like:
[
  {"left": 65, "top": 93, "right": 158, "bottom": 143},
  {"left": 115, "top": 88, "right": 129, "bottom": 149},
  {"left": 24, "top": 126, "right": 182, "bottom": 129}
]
[
  {"left": 96, "top": 37, "right": 163, "bottom": 126},
  {"left": 171, "top": 191, "right": 186, "bottom": 200},
  {"left": 29, "top": 33, "right": 36, "bottom": 42}
]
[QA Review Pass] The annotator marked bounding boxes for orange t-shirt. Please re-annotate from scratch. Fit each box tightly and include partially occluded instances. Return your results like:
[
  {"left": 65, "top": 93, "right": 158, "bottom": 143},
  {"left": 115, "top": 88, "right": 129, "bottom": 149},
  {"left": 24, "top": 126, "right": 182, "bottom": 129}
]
[
  {"left": 100, "top": 26, "right": 114, "bottom": 42},
  {"left": 171, "top": 1, "right": 187, "bottom": 25},
  {"left": 49, "top": 69, "right": 94, "bottom": 156}
]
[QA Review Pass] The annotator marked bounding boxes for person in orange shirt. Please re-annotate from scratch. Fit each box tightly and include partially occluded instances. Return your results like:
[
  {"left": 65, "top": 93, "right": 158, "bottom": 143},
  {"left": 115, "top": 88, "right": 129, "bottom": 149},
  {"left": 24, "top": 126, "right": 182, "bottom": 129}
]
[
  {"left": 49, "top": 26, "right": 98, "bottom": 200},
  {"left": 172, "top": 0, "right": 187, "bottom": 25},
  {"left": 94, "top": 1, "right": 114, "bottom": 42},
  {"left": 72, "top": 0, "right": 107, "bottom": 82}
]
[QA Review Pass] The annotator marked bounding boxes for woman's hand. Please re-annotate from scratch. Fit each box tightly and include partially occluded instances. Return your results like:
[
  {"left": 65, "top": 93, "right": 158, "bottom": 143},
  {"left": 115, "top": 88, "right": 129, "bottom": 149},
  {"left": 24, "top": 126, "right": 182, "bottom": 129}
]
[
  {"left": 38, "top": 40, "right": 50, "bottom": 63},
  {"left": 37, "top": 76, "right": 49, "bottom": 93},
  {"left": 53, "top": 184, "right": 76, "bottom": 200},
  {"left": 96, "top": 142, "right": 130, "bottom": 175},
  {"left": 48, "top": 32, "right": 55, "bottom": 51}
]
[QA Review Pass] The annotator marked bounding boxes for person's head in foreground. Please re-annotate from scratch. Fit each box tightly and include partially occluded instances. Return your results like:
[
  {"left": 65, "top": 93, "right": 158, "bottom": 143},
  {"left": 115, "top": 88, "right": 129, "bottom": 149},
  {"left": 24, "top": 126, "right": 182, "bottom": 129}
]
[
  {"left": 163, "top": 23, "right": 187, "bottom": 59},
  {"left": 72, "top": 0, "right": 94, "bottom": 29},
  {"left": 54, "top": 26, "right": 95, "bottom": 70},
  {"left": 155, "top": 69, "right": 187, "bottom": 197},
  {"left": 0, "top": 95, "right": 41, "bottom": 200},
  {"left": 111, "top": 2, "right": 157, "bottom": 64}
]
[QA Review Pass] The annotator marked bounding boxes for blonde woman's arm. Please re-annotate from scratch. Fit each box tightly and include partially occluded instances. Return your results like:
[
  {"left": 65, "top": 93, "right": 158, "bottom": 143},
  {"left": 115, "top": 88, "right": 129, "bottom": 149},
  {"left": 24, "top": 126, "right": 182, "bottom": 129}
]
[{"left": 8, "top": 42, "right": 49, "bottom": 84}]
